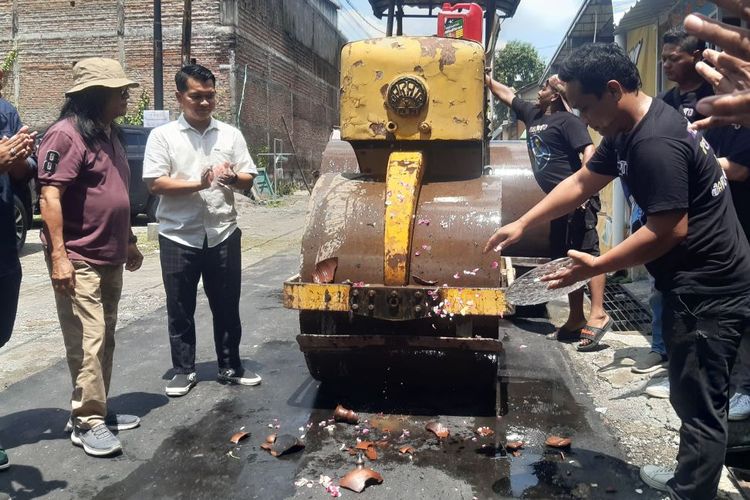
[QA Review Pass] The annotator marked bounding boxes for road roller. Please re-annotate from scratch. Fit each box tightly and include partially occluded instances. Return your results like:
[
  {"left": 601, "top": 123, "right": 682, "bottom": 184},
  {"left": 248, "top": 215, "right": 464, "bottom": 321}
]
[{"left": 283, "top": 1, "right": 551, "bottom": 389}]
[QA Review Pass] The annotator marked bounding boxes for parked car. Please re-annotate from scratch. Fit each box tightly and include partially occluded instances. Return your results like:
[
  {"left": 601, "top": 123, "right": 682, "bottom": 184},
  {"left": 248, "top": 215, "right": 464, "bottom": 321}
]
[
  {"left": 120, "top": 125, "right": 158, "bottom": 223},
  {"left": 20, "top": 124, "right": 158, "bottom": 251},
  {"left": 11, "top": 174, "right": 35, "bottom": 251}
]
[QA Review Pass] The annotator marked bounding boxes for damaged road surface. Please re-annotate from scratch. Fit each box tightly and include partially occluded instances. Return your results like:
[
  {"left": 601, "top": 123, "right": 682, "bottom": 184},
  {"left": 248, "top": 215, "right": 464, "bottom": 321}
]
[{"left": 0, "top": 253, "right": 663, "bottom": 499}]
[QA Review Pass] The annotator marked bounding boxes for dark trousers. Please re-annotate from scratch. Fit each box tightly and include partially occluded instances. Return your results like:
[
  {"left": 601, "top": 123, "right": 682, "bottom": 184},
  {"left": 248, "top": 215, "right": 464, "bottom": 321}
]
[
  {"left": 159, "top": 229, "right": 243, "bottom": 375},
  {"left": 0, "top": 267, "right": 21, "bottom": 348},
  {"left": 662, "top": 292, "right": 750, "bottom": 500}
]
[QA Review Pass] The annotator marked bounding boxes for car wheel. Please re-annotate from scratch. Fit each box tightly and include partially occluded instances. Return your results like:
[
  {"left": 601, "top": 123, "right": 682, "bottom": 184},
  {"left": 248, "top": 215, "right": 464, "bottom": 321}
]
[{"left": 13, "top": 194, "right": 28, "bottom": 252}]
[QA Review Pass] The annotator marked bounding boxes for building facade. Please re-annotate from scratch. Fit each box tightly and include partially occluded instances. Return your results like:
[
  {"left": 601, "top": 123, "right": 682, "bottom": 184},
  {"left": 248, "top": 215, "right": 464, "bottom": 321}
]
[{"left": 0, "top": 0, "right": 345, "bottom": 174}]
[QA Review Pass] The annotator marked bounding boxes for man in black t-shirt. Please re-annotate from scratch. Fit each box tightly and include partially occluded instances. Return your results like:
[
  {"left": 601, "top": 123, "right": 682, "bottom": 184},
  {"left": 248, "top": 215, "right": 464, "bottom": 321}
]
[
  {"left": 486, "top": 74, "right": 612, "bottom": 351},
  {"left": 484, "top": 43, "right": 750, "bottom": 500},
  {"left": 659, "top": 27, "right": 750, "bottom": 421}
]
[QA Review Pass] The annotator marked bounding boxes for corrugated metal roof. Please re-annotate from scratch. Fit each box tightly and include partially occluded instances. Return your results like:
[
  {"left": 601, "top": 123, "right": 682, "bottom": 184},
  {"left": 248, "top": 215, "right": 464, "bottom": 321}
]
[
  {"left": 615, "top": 0, "right": 677, "bottom": 32},
  {"left": 366, "top": 1, "right": 521, "bottom": 18}
]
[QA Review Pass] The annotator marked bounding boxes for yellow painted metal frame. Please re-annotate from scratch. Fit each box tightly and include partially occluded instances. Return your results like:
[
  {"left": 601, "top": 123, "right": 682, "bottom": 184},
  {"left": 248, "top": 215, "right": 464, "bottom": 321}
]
[
  {"left": 383, "top": 151, "right": 424, "bottom": 286},
  {"left": 340, "top": 36, "right": 485, "bottom": 141},
  {"left": 283, "top": 276, "right": 508, "bottom": 317},
  {"left": 283, "top": 278, "right": 351, "bottom": 312}
]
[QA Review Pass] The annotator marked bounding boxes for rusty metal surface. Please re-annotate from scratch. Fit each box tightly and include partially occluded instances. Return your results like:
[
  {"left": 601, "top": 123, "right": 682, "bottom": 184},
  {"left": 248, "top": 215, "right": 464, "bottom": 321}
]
[
  {"left": 306, "top": 141, "right": 551, "bottom": 291},
  {"left": 296, "top": 334, "right": 503, "bottom": 353},
  {"left": 340, "top": 37, "right": 485, "bottom": 142}
]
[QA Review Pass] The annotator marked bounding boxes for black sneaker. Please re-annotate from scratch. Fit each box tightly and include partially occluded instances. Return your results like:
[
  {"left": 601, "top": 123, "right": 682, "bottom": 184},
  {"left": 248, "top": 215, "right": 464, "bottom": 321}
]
[
  {"left": 166, "top": 372, "right": 197, "bottom": 397},
  {"left": 218, "top": 368, "right": 262, "bottom": 386},
  {"left": 71, "top": 423, "right": 122, "bottom": 457},
  {"left": 0, "top": 448, "right": 8, "bottom": 470},
  {"left": 65, "top": 413, "right": 141, "bottom": 433}
]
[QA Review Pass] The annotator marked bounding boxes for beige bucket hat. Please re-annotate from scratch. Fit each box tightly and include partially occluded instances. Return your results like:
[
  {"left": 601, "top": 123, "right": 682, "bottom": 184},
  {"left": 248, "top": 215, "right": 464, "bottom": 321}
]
[{"left": 65, "top": 57, "right": 138, "bottom": 96}]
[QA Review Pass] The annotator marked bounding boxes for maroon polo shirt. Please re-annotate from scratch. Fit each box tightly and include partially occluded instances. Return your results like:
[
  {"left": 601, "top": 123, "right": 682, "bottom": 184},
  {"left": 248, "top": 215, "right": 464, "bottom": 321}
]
[{"left": 38, "top": 118, "right": 131, "bottom": 265}]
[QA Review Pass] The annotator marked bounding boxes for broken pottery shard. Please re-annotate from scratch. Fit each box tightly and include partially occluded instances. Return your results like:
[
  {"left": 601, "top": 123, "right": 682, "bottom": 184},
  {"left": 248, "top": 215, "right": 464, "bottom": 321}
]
[
  {"left": 355, "top": 440, "right": 374, "bottom": 450},
  {"left": 374, "top": 440, "right": 389, "bottom": 449},
  {"left": 230, "top": 431, "right": 249, "bottom": 444},
  {"left": 333, "top": 404, "right": 359, "bottom": 424},
  {"left": 545, "top": 435, "right": 572, "bottom": 448},
  {"left": 313, "top": 257, "right": 338, "bottom": 284},
  {"left": 412, "top": 275, "right": 438, "bottom": 286},
  {"left": 260, "top": 433, "right": 277, "bottom": 450},
  {"left": 425, "top": 421, "right": 450, "bottom": 439},
  {"left": 339, "top": 468, "right": 384, "bottom": 493},
  {"left": 475, "top": 427, "right": 494, "bottom": 437},
  {"left": 505, "top": 441, "right": 524, "bottom": 451},
  {"left": 261, "top": 433, "right": 305, "bottom": 457},
  {"left": 365, "top": 446, "right": 378, "bottom": 461},
  {"left": 398, "top": 445, "right": 415, "bottom": 454}
]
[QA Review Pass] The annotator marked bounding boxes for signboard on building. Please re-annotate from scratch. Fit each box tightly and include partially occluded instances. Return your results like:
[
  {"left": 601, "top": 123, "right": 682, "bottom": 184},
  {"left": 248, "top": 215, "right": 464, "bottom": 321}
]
[{"left": 143, "top": 110, "right": 171, "bottom": 128}]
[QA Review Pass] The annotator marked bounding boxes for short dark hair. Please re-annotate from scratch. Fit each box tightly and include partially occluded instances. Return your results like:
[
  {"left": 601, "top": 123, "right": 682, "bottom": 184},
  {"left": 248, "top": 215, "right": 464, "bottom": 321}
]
[
  {"left": 662, "top": 27, "right": 706, "bottom": 53},
  {"left": 559, "top": 43, "right": 641, "bottom": 98},
  {"left": 175, "top": 64, "right": 216, "bottom": 91}
]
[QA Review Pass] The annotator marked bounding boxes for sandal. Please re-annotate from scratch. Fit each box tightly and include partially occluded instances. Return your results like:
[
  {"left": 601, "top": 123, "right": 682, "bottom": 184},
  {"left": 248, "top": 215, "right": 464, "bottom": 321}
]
[
  {"left": 577, "top": 318, "right": 613, "bottom": 352},
  {"left": 546, "top": 325, "right": 582, "bottom": 341}
]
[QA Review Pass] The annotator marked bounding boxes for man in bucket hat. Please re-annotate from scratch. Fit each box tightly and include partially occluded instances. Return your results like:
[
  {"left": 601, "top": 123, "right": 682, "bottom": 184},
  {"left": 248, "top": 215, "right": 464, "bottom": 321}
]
[{"left": 38, "top": 57, "right": 144, "bottom": 457}]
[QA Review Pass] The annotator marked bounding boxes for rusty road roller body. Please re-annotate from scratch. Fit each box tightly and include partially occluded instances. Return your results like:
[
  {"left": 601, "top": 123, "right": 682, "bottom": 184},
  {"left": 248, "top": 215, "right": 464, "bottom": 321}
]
[{"left": 283, "top": 1, "right": 550, "bottom": 387}]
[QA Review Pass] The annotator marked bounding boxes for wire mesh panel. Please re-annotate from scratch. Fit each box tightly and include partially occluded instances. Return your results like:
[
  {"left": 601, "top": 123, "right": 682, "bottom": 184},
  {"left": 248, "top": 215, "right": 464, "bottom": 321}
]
[{"left": 586, "top": 282, "right": 653, "bottom": 333}]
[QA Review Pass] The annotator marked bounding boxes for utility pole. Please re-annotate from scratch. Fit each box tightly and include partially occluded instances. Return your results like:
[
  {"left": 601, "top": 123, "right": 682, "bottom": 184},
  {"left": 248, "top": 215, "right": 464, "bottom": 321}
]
[
  {"left": 154, "top": 0, "right": 164, "bottom": 109},
  {"left": 181, "top": 0, "right": 192, "bottom": 67}
]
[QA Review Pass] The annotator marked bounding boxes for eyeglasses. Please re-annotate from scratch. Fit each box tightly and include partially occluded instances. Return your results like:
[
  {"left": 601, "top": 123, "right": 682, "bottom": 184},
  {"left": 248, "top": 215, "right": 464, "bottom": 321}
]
[{"left": 119, "top": 88, "right": 130, "bottom": 98}]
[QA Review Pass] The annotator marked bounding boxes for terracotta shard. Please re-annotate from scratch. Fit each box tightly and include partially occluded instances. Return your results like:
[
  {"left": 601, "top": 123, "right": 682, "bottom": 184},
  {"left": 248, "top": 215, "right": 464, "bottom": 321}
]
[
  {"left": 425, "top": 421, "right": 450, "bottom": 439},
  {"left": 412, "top": 275, "right": 438, "bottom": 286},
  {"left": 230, "top": 431, "right": 249, "bottom": 444},
  {"left": 261, "top": 433, "right": 305, "bottom": 457},
  {"left": 333, "top": 404, "right": 359, "bottom": 424},
  {"left": 475, "top": 426, "right": 494, "bottom": 437},
  {"left": 545, "top": 435, "right": 572, "bottom": 448},
  {"left": 505, "top": 441, "right": 524, "bottom": 451},
  {"left": 355, "top": 440, "right": 374, "bottom": 450},
  {"left": 365, "top": 446, "right": 378, "bottom": 461},
  {"left": 398, "top": 445, "right": 415, "bottom": 454},
  {"left": 374, "top": 440, "right": 389, "bottom": 449},
  {"left": 313, "top": 257, "right": 338, "bottom": 284},
  {"left": 339, "top": 467, "right": 384, "bottom": 493},
  {"left": 260, "top": 433, "right": 277, "bottom": 450}
]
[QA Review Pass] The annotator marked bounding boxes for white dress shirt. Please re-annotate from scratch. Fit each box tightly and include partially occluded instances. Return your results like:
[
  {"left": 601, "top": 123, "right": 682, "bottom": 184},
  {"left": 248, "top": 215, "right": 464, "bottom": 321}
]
[{"left": 143, "top": 114, "right": 257, "bottom": 248}]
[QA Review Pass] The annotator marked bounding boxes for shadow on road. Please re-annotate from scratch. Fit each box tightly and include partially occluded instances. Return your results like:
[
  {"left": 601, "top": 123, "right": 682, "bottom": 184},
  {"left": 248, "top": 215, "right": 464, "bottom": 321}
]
[{"left": 0, "top": 463, "right": 67, "bottom": 500}]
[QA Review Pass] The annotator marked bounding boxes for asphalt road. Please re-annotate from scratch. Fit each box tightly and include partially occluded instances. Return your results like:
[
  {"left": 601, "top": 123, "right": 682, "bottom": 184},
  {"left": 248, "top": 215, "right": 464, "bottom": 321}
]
[{"left": 0, "top": 251, "right": 663, "bottom": 499}]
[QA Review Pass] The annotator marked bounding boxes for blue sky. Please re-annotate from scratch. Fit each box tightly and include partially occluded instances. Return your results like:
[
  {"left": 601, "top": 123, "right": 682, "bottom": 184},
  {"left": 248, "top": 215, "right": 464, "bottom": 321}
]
[{"left": 337, "top": 0, "right": 635, "bottom": 63}]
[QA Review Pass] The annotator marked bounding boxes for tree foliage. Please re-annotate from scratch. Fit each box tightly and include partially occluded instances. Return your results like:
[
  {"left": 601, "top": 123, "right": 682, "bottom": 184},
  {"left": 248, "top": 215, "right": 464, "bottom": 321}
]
[{"left": 491, "top": 40, "right": 545, "bottom": 124}]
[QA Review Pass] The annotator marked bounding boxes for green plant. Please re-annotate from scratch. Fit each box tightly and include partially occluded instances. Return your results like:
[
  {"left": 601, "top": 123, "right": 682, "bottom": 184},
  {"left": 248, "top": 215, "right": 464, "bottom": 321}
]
[
  {"left": 118, "top": 90, "right": 150, "bottom": 125},
  {"left": 251, "top": 145, "right": 270, "bottom": 170},
  {"left": 491, "top": 41, "right": 545, "bottom": 123},
  {"left": 275, "top": 179, "right": 300, "bottom": 196},
  {"left": 2, "top": 49, "right": 18, "bottom": 73}
]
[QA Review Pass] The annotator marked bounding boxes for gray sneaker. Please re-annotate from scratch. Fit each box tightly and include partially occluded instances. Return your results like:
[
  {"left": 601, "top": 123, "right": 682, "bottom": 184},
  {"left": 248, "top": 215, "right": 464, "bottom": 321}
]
[
  {"left": 65, "top": 413, "right": 141, "bottom": 433},
  {"left": 729, "top": 392, "right": 750, "bottom": 421},
  {"left": 166, "top": 372, "right": 197, "bottom": 397},
  {"left": 218, "top": 368, "right": 261, "bottom": 386},
  {"left": 632, "top": 351, "right": 668, "bottom": 374},
  {"left": 71, "top": 423, "right": 122, "bottom": 457},
  {"left": 639, "top": 464, "right": 673, "bottom": 491}
]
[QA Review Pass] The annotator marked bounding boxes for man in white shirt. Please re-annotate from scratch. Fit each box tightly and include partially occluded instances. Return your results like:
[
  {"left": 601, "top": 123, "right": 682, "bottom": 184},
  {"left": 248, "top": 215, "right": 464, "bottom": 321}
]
[{"left": 143, "top": 64, "right": 261, "bottom": 397}]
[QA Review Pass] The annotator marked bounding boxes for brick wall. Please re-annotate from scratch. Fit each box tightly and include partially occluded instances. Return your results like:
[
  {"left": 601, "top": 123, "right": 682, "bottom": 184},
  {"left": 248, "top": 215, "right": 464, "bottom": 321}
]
[{"left": 0, "top": 0, "right": 342, "bottom": 175}]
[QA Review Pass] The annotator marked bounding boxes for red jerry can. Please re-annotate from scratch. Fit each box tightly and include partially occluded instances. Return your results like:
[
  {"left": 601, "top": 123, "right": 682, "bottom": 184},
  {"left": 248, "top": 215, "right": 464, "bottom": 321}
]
[{"left": 437, "top": 3, "right": 483, "bottom": 43}]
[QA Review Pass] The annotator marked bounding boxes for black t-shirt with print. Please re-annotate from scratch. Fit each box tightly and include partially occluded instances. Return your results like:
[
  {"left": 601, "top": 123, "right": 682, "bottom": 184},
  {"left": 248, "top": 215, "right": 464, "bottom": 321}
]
[
  {"left": 588, "top": 97, "right": 750, "bottom": 295},
  {"left": 511, "top": 97, "right": 593, "bottom": 194},
  {"left": 660, "top": 82, "right": 750, "bottom": 240}
]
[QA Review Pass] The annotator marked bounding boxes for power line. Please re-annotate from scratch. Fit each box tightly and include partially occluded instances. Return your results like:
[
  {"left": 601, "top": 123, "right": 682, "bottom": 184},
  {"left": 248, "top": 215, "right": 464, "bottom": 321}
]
[
  {"left": 339, "top": 9, "right": 371, "bottom": 39},
  {"left": 341, "top": 0, "right": 386, "bottom": 35}
]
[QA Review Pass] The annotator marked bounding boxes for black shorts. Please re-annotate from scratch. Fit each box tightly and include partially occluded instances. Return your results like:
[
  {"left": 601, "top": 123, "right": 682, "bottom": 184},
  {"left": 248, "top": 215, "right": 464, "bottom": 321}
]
[{"left": 549, "top": 195, "right": 601, "bottom": 259}]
